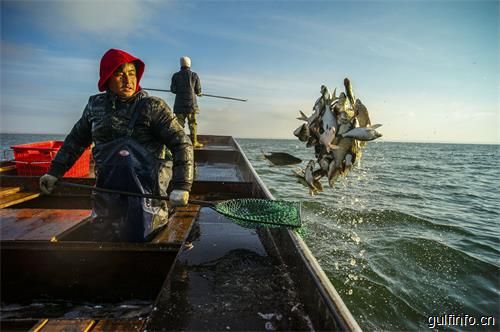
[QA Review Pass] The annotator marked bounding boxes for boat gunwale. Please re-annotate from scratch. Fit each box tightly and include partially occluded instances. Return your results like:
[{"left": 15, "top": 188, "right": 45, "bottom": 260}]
[{"left": 232, "top": 136, "right": 362, "bottom": 332}]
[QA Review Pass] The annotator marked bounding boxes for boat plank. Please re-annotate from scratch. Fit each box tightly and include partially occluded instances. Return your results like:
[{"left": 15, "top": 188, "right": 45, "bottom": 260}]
[
  {"left": 0, "top": 164, "right": 16, "bottom": 173},
  {"left": 152, "top": 205, "right": 199, "bottom": 244},
  {"left": 0, "top": 192, "right": 40, "bottom": 209},
  {"left": 0, "top": 208, "right": 47, "bottom": 231},
  {"left": 0, "top": 209, "right": 91, "bottom": 241},
  {"left": 92, "top": 319, "right": 144, "bottom": 332},
  {"left": 30, "top": 319, "right": 95, "bottom": 332},
  {"left": 0, "top": 187, "right": 21, "bottom": 197}
]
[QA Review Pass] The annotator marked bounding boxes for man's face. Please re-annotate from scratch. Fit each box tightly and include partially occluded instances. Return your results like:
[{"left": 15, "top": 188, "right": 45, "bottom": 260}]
[{"left": 108, "top": 62, "right": 137, "bottom": 98}]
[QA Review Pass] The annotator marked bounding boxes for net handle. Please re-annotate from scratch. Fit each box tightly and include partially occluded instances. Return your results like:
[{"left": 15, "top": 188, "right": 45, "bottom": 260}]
[
  {"left": 55, "top": 182, "right": 300, "bottom": 228},
  {"left": 56, "top": 181, "right": 215, "bottom": 207}
]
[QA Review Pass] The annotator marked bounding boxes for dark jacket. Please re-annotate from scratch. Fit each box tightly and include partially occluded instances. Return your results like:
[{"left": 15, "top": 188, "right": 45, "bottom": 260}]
[
  {"left": 170, "top": 67, "right": 201, "bottom": 114},
  {"left": 48, "top": 90, "right": 194, "bottom": 192}
]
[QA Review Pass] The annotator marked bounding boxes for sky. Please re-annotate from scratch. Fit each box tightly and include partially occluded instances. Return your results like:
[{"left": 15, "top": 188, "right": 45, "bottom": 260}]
[{"left": 0, "top": 0, "right": 498, "bottom": 144}]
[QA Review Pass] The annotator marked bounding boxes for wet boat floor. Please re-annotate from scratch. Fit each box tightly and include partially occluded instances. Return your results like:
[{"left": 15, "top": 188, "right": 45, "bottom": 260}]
[
  {"left": 145, "top": 208, "right": 312, "bottom": 331},
  {"left": 194, "top": 162, "right": 243, "bottom": 182}
]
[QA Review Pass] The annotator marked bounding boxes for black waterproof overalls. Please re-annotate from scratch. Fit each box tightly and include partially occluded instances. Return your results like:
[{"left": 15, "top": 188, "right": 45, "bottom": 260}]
[{"left": 91, "top": 102, "right": 170, "bottom": 242}]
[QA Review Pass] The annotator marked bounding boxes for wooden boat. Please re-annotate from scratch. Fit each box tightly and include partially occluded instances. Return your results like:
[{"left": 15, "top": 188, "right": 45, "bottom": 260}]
[{"left": 0, "top": 135, "right": 361, "bottom": 331}]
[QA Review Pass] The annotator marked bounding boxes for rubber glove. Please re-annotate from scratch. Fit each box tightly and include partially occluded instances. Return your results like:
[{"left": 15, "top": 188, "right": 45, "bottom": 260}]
[
  {"left": 169, "top": 189, "right": 189, "bottom": 207},
  {"left": 39, "top": 174, "right": 58, "bottom": 194}
]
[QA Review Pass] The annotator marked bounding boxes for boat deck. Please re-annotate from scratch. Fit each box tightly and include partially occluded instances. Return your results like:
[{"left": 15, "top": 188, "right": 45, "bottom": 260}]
[{"left": 0, "top": 208, "right": 90, "bottom": 241}]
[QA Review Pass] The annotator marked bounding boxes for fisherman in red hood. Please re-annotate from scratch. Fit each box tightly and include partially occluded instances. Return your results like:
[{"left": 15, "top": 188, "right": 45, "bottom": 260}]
[{"left": 39, "top": 49, "right": 194, "bottom": 242}]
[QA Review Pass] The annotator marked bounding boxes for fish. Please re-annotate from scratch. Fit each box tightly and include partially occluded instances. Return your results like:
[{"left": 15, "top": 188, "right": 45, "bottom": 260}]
[
  {"left": 304, "top": 160, "right": 323, "bottom": 195},
  {"left": 263, "top": 152, "right": 302, "bottom": 166},
  {"left": 334, "top": 92, "right": 347, "bottom": 113},
  {"left": 354, "top": 99, "right": 371, "bottom": 128},
  {"left": 291, "top": 168, "right": 310, "bottom": 189},
  {"left": 313, "top": 85, "right": 332, "bottom": 115},
  {"left": 320, "top": 85, "right": 331, "bottom": 101},
  {"left": 344, "top": 78, "right": 356, "bottom": 107},
  {"left": 341, "top": 124, "right": 382, "bottom": 141},
  {"left": 343, "top": 153, "right": 353, "bottom": 174},
  {"left": 330, "top": 88, "right": 337, "bottom": 102},
  {"left": 297, "top": 109, "right": 322, "bottom": 132},
  {"left": 293, "top": 123, "right": 310, "bottom": 142},
  {"left": 318, "top": 154, "right": 332, "bottom": 172},
  {"left": 331, "top": 137, "right": 353, "bottom": 181},
  {"left": 327, "top": 158, "right": 340, "bottom": 187},
  {"left": 336, "top": 114, "right": 354, "bottom": 137},
  {"left": 318, "top": 106, "right": 338, "bottom": 153},
  {"left": 292, "top": 80, "right": 378, "bottom": 192}
]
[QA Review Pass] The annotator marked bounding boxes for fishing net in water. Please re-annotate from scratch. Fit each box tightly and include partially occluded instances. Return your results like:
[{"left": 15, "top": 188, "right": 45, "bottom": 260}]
[{"left": 212, "top": 198, "right": 302, "bottom": 229}]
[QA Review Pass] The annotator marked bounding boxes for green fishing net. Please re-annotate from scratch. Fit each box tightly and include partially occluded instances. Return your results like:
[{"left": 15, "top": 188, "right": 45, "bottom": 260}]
[{"left": 213, "top": 198, "right": 302, "bottom": 229}]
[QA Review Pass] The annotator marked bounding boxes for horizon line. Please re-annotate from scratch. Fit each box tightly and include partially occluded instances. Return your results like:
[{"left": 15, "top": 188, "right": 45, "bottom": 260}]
[{"left": 1, "top": 132, "right": 498, "bottom": 146}]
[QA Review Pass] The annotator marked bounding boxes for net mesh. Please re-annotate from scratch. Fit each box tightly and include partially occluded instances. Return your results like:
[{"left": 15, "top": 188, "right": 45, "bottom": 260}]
[{"left": 214, "top": 199, "right": 302, "bottom": 229}]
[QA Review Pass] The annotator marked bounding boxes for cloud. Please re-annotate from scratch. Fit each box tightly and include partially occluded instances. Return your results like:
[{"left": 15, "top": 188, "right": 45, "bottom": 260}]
[
  {"left": 57, "top": 0, "right": 147, "bottom": 35},
  {"left": 1, "top": 42, "right": 96, "bottom": 91},
  {"left": 13, "top": 0, "right": 170, "bottom": 43}
]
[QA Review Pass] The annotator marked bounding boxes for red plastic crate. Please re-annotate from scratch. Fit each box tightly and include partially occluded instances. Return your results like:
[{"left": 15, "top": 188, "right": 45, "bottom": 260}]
[{"left": 11, "top": 141, "right": 91, "bottom": 177}]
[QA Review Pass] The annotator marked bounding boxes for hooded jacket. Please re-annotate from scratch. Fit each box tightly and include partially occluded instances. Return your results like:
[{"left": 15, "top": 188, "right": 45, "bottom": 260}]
[
  {"left": 98, "top": 48, "right": 145, "bottom": 92},
  {"left": 49, "top": 49, "right": 194, "bottom": 192}
]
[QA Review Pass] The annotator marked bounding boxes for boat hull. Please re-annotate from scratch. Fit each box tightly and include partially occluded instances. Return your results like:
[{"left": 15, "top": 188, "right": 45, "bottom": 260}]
[{"left": 0, "top": 135, "right": 361, "bottom": 331}]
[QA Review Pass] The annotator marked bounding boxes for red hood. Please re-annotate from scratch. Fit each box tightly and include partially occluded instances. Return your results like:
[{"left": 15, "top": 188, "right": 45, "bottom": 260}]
[{"left": 98, "top": 49, "right": 145, "bottom": 92}]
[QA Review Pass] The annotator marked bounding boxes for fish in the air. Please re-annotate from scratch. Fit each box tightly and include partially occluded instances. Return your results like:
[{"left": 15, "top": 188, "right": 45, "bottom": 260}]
[
  {"left": 292, "top": 79, "right": 378, "bottom": 193},
  {"left": 354, "top": 99, "right": 371, "bottom": 128},
  {"left": 341, "top": 124, "right": 383, "bottom": 141},
  {"left": 291, "top": 168, "right": 309, "bottom": 189},
  {"left": 297, "top": 110, "right": 319, "bottom": 126},
  {"left": 343, "top": 153, "right": 353, "bottom": 174},
  {"left": 318, "top": 106, "right": 338, "bottom": 153},
  {"left": 293, "top": 123, "right": 310, "bottom": 142},
  {"left": 318, "top": 154, "right": 332, "bottom": 172},
  {"left": 304, "top": 160, "right": 323, "bottom": 195},
  {"left": 263, "top": 152, "right": 302, "bottom": 166},
  {"left": 344, "top": 78, "right": 356, "bottom": 107}
]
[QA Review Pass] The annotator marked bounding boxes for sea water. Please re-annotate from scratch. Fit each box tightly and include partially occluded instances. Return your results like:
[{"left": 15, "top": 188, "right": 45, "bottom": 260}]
[{"left": 1, "top": 133, "right": 499, "bottom": 330}]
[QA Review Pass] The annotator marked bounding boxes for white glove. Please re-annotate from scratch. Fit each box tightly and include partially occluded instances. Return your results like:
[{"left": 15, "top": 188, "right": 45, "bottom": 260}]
[
  {"left": 169, "top": 189, "right": 189, "bottom": 207},
  {"left": 39, "top": 174, "right": 58, "bottom": 194}
]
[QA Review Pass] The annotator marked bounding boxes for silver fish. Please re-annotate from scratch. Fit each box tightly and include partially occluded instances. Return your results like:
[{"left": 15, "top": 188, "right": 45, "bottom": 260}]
[
  {"left": 327, "top": 159, "right": 339, "bottom": 187},
  {"left": 304, "top": 160, "right": 323, "bottom": 195},
  {"left": 343, "top": 153, "right": 353, "bottom": 174},
  {"left": 354, "top": 99, "right": 371, "bottom": 128},
  {"left": 334, "top": 92, "right": 347, "bottom": 113},
  {"left": 318, "top": 106, "right": 338, "bottom": 153},
  {"left": 330, "top": 88, "right": 337, "bottom": 103},
  {"left": 320, "top": 85, "right": 331, "bottom": 101},
  {"left": 318, "top": 154, "right": 332, "bottom": 172},
  {"left": 341, "top": 124, "right": 382, "bottom": 141},
  {"left": 291, "top": 168, "right": 310, "bottom": 189},
  {"left": 293, "top": 123, "right": 310, "bottom": 142},
  {"left": 344, "top": 78, "right": 356, "bottom": 107},
  {"left": 297, "top": 109, "right": 320, "bottom": 127},
  {"left": 332, "top": 137, "right": 353, "bottom": 170}
]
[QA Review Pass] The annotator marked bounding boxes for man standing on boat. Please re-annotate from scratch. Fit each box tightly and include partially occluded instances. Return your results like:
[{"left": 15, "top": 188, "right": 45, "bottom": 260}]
[
  {"left": 39, "top": 48, "right": 194, "bottom": 242},
  {"left": 170, "top": 56, "right": 204, "bottom": 148}
]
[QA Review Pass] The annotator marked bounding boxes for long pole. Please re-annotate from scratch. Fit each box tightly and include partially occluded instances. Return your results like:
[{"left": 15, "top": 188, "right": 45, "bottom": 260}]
[
  {"left": 57, "top": 181, "right": 214, "bottom": 207},
  {"left": 143, "top": 87, "right": 247, "bottom": 102}
]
